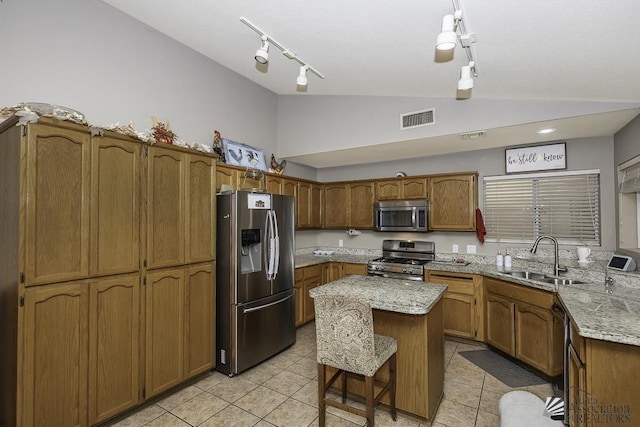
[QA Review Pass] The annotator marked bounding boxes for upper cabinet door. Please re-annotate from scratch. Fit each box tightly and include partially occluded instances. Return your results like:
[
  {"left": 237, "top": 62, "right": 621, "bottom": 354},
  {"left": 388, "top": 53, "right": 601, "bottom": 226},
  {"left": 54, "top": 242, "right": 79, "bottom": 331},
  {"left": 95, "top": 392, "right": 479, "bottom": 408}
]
[
  {"left": 25, "top": 124, "right": 91, "bottom": 285},
  {"left": 429, "top": 174, "right": 477, "bottom": 231},
  {"left": 402, "top": 178, "right": 428, "bottom": 199},
  {"left": 348, "top": 182, "right": 374, "bottom": 229},
  {"left": 375, "top": 180, "right": 402, "bottom": 200},
  {"left": 185, "top": 154, "right": 215, "bottom": 264},
  {"left": 90, "top": 135, "right": 141, "bottom": 277},
  {"left": 324, "top": 184, "right": 348, "bottom": 228},
  {"left": 147, "top": 146, "right": 185, "bottom": 269}
]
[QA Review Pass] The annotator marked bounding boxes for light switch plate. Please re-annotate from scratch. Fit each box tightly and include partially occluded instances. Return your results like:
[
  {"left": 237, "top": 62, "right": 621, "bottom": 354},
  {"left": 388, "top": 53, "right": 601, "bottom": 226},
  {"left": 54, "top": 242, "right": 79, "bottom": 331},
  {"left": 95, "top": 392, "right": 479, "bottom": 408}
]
[
  {"left": 452, "top": 244, "right": 459, "bottom": 253},
  {"left": 338, "top": 239, "right": 344, "bottom": 247},
  {"left": 466, "top": 244, "right": 477, "bottom": 254}
]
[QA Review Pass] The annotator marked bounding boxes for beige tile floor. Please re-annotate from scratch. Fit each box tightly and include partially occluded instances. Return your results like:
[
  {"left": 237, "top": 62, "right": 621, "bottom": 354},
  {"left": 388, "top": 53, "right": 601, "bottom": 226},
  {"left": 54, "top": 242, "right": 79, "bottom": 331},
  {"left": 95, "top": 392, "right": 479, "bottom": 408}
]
[{"left": 112, "top": 323, "right": 555, "bottom": 427}]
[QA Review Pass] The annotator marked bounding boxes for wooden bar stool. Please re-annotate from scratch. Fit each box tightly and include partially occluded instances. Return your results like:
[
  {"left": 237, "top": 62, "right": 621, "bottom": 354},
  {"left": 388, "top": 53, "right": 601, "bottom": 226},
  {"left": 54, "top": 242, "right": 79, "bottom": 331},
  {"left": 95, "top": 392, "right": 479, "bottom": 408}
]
[{"left": 314, "top": 295, "right": 397, "bottom": 427}]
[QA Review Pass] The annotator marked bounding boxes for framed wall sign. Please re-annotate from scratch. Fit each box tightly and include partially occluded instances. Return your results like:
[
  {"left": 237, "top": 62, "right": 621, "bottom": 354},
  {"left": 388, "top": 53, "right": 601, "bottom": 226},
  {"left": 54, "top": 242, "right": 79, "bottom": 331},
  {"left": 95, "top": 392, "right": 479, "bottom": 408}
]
[
  {"left": 505, "top": 142, "right": 566, "bottom": 174},
  {"left": 221, "top": 138, "right": 268, "bottom": 171}
]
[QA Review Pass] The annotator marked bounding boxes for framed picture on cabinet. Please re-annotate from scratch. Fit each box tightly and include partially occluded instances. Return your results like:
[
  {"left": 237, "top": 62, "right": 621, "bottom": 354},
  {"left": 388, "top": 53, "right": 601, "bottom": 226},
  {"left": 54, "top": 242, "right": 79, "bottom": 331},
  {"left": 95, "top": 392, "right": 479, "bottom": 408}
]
[{"left": 221, "top": 139, "right": 268, "bottom": 171}]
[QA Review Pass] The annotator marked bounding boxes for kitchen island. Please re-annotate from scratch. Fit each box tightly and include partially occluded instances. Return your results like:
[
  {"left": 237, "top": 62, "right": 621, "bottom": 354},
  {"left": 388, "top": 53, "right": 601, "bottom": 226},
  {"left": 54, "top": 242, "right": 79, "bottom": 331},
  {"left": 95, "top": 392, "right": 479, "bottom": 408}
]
[{"left": 309, "top": 275, "right": 447, "bottom": 421}]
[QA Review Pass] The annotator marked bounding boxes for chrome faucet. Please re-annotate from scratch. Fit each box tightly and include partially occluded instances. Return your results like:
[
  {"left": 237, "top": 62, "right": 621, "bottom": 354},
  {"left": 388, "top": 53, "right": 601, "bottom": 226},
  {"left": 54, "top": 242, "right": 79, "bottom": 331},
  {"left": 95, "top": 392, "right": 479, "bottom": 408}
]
[{"left": 530, "top": 235, "right": 567, "bottom": 277}]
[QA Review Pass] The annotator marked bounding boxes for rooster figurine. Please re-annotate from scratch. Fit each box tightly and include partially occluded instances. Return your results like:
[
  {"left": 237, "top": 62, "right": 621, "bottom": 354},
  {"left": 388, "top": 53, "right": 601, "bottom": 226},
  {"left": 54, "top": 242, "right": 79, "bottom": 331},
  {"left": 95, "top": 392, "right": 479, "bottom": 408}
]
[
  {"left": 270, "top": 154, "right": 287, "bottom": 174},
  {"left": 212, "top": 130, "right": 225, "bottom": 162}
]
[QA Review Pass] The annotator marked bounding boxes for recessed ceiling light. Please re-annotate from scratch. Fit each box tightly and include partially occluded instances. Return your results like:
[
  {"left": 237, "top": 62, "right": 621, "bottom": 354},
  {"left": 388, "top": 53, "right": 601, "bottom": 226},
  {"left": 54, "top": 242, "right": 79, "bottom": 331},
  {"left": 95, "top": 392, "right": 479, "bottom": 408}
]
[{"left": 536, "top": 128, "right": 556, "bottom": 134}]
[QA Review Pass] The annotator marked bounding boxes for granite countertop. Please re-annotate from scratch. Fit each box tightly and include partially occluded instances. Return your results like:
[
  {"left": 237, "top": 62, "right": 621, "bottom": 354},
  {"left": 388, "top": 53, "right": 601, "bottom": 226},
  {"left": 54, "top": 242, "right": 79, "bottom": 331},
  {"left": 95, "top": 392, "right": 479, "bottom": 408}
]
[
  {"left": 308, "top": 275, "right": 447, "bottom": 315},
  {"left": 295, "top": 249, "right": 640, "bottom": 346},
  {"left": 295, "top": 253, "right": 374, "bottom": 268}
]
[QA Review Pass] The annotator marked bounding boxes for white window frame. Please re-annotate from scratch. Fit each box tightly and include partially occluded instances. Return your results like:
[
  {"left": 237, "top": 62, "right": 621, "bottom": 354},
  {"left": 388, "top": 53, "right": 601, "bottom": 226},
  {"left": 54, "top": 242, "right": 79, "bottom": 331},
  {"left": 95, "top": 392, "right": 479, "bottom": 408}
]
[
  {"left": 483, "top": 169, "right": 601, "bottom": 245},
  {"left": 617, "top": 154, "right": 640, "bottom": 253}
]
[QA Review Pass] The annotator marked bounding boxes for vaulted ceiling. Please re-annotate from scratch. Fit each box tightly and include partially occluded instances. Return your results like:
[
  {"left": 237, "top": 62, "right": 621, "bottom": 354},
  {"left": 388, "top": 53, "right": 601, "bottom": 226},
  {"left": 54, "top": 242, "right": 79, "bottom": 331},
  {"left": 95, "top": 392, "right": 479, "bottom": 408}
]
[{"left": 101, "top": 0, "right": 640, "bottom": 166}]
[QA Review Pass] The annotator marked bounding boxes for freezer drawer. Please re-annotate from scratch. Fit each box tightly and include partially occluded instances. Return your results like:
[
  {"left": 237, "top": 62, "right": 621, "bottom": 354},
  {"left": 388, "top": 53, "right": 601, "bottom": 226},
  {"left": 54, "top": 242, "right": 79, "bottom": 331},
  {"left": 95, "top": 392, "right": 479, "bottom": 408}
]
[{"left": 217, "top": 290, "right": 295, "bottom": 375}]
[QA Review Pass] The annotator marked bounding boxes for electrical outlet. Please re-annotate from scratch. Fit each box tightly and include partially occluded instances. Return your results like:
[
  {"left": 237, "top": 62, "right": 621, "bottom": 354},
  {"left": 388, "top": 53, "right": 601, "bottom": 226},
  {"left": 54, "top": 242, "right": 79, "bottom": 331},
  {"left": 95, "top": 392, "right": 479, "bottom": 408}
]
[
  {"left": 338, "top": 239, "right": 344, "bottom": 247},
  {"left": 466, "top": 244, "right": 477, "bottom": 254},
  {"left": 452, "top": 244, "right": 459, "bottom": 253}
]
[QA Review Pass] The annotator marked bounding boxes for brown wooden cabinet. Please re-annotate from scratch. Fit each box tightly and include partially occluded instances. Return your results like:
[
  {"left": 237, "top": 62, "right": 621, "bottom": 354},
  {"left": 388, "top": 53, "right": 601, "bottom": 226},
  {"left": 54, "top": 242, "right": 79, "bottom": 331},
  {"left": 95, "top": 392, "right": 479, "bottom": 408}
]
[
  {"left": 145, "top": 267, "right": 185, "bottom": 398},
  {"left": 484, "top": 278, "right": 563, "bottom": 376},
  {"left": 1, "top": 118, "right": 217, "bottom": 426},
  {"left": 185, "top": 154, "right": 216, "bottom": 263},
  {"left": 324, "top": 182, "right": 374, "bottom": 229},
  {"left": 426, "top": 271, "right": 483, "bottom": 341},
  {"left": 348, "top": 182, "right": 374, "bottom": 228},
  {"left": 88, "top": 274, "right": 140, "bottom": 425},
  {"left": 90, "top": 134, "right": 141, "bottom": 277},
  {"left": 324, "top": 183, "right": 349, "bottom": 228},
  {"left": 184, "top": 262, "right": 215, "bottom": 379},
  {"left": 22, "top": 281, "right": 89, "bottom": 427},
  {"left": 297, "top": 181, "right": 323, "bottom": 229},
  {"left": 566, "top": 318, "right": 640, "bottom": 427},
  {"left": 294, "top": 265, "right": 323, "bottom": 326},
  {"left": 147, "top": 147, "right": 185, "bottom": 269},
  {"left": 147, "top": 147, "right": 215, "bottom": 269},
  {"left": 215, "top": 164, "right": 235, "bottom": 192},
  {"left": 25, "top": 123, "right": 91, "bottom": 286},
  {"left": 375, "top": 177, "right": 428, "bottom": 200},
  {"left": 429, "top": 173, "right": 477, "bottom": 231}
]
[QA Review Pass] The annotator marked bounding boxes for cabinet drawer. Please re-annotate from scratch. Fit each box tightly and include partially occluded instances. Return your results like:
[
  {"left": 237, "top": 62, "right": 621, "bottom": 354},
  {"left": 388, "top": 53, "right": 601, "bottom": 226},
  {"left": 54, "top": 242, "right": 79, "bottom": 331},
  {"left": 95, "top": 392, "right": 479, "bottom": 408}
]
[
  {"left": 427, "top": 271, "right": 475, "bottom": 295},
  {"left": 295, "top": 268, "right": 304, "bottom": 281},
  {"left": 485, "top": 278, "right": 553, "bottom": 308},
  {"left": 304, "top": 264, "right": 322, "bottom": 279}
]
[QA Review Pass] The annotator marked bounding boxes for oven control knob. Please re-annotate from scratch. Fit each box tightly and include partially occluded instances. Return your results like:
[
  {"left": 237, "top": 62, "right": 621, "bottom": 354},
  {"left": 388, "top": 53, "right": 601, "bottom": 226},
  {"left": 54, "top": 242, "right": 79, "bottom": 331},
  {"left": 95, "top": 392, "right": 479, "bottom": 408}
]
[
  {"left": 402, "top": 268, "right": 408, "bottom": 273},
  {"left": 379, "top": 266, "right": 385, "bottom": 271}
]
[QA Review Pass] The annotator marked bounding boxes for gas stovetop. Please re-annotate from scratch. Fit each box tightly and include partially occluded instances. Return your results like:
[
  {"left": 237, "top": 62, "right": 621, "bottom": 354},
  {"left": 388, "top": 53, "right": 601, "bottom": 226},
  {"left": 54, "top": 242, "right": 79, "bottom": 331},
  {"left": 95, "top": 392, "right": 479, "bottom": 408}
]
[
  {"left": 369, "top": 257, "right": 431, "bottom": 266},
  {"left": 367, "top": 239, "right": 436, "bottom": 279}
]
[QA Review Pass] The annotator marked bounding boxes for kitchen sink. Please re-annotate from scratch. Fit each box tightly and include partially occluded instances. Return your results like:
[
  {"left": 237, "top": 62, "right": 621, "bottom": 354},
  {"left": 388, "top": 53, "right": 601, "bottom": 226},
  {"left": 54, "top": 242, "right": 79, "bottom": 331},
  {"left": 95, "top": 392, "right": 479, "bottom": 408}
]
[
  {"left": 503, "top": 271, "right": 547, "bottom": 281},
  {"left": 541, "top": 277, "right": 586, "bottom": 286},
  {"left": 503, "top": 271, "right": 585, "bottom": 286}
]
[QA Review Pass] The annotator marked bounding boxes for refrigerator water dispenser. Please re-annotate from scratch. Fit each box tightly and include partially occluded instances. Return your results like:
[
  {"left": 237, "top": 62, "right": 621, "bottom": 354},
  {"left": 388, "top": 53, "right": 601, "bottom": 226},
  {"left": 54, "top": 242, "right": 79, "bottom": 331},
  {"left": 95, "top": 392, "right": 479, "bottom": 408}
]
[{"left": 240, "top": 229, "right": 262, "bottom": 273}]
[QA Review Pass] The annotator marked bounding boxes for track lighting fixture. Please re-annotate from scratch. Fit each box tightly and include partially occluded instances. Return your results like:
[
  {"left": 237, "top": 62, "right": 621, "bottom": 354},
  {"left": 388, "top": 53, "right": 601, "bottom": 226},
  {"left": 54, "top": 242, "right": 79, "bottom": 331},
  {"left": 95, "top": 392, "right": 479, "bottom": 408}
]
[
  {"left": 296, "top": 66, "right": 308, "bottom": 86},
  {"left": 436, "top": 14, "right": 458, "bottom": 51},
  {"left": 434, "top": 0, "right": 479, "bottom": 96},
  {"left": 240, "top": 17, "right": 325, "bottom": 89},
  {"left": 255, "top": 35, "right": 269, "bottom": 64},
  {"left": 457, "top": 62, "right": 474, "bottom": 90}
]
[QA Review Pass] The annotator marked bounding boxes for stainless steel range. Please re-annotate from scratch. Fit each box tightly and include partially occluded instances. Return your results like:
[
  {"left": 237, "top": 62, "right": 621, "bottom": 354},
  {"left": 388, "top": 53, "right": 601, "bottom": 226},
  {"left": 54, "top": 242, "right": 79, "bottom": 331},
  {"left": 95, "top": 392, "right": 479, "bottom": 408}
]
[{"left": 367, "top": 239, "right": 435, "bottom": 281}]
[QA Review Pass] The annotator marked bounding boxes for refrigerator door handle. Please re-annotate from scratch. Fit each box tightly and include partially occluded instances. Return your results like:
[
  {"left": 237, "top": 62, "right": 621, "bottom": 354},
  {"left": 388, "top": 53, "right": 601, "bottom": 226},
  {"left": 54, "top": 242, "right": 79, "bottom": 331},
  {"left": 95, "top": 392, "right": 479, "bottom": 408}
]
[
  {"left": 264, "top": 210, "right": 271, "bottom": 280},
  {"left": 266, "top": 210, "right": 277, "bottom": 280},
  {"left": 272, "top": 210, "right": 280, "bottom": 279},
  {"left": 242, "top": 292, "right": 293, "bottom": 313}
]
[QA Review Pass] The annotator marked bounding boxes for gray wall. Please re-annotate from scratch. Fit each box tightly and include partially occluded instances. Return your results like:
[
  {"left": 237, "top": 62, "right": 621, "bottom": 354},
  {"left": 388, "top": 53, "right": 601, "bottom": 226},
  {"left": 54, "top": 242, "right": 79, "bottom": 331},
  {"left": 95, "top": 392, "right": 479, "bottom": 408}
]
[
  {"left": 313, "top": 136, "right": 616, "bottom": 255},
  {"left": 277, "top": 95, "right": 636, "bottom": 158},
  {"left": 0, "top": 0, "right": 278, "bottom": 155}
]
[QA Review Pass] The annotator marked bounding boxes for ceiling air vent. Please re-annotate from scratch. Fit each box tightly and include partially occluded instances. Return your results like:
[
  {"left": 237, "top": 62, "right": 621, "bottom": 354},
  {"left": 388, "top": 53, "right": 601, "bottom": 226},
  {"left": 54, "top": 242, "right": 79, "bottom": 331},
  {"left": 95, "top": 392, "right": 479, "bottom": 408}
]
[
  {"left": 400, "top": 108, "right": 435, "bottom": 130},
  {"left": 459, "top": 130, "right": 487, "bottom": 141}
]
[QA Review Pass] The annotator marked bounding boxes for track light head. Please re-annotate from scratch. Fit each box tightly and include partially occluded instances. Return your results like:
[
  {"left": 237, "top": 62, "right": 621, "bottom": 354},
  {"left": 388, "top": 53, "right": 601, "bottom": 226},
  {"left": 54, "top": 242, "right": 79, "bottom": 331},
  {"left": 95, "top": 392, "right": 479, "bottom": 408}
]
[
  {"left": 436, "top": 14, "right": 457, "bottom": 51},
  {"left": 458, "top": 63, "right": 474, "bottom": 90},
  {"left": 296, "top": 65, "right": 308, "bottom": 86},
  {"left": 255, "top": 35, "right": 269, "bottom": 64}
]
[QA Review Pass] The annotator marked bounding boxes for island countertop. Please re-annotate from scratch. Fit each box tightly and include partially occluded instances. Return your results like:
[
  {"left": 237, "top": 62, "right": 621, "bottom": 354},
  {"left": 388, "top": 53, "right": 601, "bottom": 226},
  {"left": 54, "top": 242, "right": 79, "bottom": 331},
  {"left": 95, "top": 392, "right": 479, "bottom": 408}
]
[{"left": 308, "top": 275, "right": 447, "bottom": 315}]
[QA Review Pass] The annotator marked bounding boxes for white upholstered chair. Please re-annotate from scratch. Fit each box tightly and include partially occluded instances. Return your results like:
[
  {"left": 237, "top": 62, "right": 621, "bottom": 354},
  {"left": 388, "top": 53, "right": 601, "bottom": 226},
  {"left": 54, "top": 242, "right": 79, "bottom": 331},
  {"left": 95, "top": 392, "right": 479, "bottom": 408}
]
[{"left": 314, "top": 295, "right": 397, "bottom": 427}]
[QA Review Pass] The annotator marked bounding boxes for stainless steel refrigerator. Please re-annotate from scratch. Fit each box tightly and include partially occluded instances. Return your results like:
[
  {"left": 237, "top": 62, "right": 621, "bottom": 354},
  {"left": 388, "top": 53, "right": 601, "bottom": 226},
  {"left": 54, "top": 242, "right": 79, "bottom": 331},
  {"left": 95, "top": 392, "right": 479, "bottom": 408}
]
[{"left": 216, "top": 190, "right": 296, "bottom": 376}]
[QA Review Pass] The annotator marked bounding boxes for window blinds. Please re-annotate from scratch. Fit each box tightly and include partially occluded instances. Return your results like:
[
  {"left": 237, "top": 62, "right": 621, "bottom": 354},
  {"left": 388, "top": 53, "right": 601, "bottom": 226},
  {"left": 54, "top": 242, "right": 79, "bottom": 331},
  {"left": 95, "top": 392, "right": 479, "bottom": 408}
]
[
  {"left": 619, "top": 159, "right": 640, "bottom": 193},
  {"left": 483, "top": 170, "right": 600, "bottom": 244}
]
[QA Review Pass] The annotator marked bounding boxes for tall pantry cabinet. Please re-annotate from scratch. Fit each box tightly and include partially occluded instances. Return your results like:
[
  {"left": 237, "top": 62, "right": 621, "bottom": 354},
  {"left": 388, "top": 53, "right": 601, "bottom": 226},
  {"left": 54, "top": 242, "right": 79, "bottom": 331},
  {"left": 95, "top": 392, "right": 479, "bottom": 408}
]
[{"left": 0, "top": 117, "right": 217, "bottom": 427}]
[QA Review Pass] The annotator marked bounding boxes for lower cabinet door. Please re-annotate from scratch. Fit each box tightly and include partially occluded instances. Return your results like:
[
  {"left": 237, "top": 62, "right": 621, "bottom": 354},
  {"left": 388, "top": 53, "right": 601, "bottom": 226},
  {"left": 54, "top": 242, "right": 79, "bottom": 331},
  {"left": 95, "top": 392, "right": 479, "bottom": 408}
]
[
  {"left": 22, "top": 282, "right": 89, "bottom": 427},
  {"left": 146, "top": 268, "right": 185, "bottom": 398},
  {"left": 515, "top": 302, "right": 557, "bottom": 375},
  {"left": 442, "top": 292, "right": 475, "bottom": 339},
  {"left": 485, "top": 293, "right": 515, "bottom": 356},
  {"left": 89, "top": 274, "right": 140, "bottom": 425},
  {"left": 184, "top": 263, "right": 215, "bottom": 379}
]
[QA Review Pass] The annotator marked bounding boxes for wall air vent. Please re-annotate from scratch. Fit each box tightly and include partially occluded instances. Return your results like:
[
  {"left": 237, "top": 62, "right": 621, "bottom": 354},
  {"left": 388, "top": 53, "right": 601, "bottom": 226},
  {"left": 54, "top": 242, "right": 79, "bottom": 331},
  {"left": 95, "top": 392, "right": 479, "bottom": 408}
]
[{"left": 400, "top": 108, "right": 435, "bottom": 130}]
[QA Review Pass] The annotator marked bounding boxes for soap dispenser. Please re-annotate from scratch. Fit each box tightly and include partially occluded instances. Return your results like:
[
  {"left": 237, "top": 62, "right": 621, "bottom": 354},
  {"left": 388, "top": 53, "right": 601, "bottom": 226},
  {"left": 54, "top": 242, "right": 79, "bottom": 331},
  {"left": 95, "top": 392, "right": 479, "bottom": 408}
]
[
  {"left": 504, "top": 250, "right": 512, "bottom": 270},
  {"left": 496, "top": 251, "right": 504, "bottom": 268}
]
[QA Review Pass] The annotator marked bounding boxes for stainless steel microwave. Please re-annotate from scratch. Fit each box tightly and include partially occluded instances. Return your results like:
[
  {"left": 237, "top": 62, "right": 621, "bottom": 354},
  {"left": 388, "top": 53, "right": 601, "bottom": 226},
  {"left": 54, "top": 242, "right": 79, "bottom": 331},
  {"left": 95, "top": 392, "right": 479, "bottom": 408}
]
[{"left": 374, "top": 200, "right": 429, "bottom": 232}]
